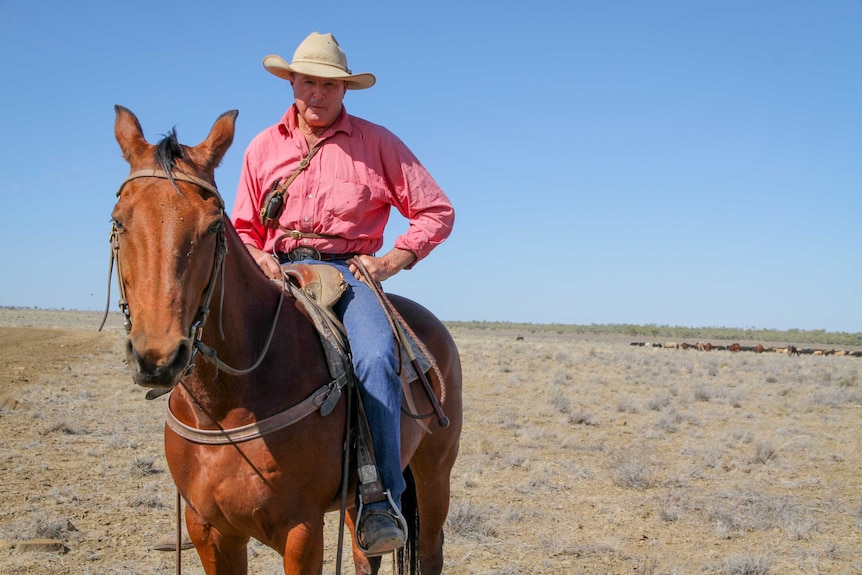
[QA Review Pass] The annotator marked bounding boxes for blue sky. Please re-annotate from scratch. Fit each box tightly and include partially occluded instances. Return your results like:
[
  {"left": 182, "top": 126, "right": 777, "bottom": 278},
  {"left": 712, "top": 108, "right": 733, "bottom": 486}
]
[{"left": 1, "top": 1, "right": 859, "bottom": 332}]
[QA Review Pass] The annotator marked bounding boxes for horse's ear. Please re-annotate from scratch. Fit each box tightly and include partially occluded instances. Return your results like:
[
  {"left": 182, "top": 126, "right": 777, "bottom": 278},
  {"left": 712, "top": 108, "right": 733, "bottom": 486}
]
[
  {"left": 192, "top": 110, "right": 238, "bottom": 171},
  {"left": 114, "top": 105, "right": 151, "bottom": 164}
]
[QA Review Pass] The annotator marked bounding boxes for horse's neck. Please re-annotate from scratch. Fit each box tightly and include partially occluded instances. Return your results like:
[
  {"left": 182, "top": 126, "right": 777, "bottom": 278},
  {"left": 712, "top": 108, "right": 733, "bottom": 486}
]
[
  {"left": 185, "top": 228, "right": 332, "bottom": 419},
  {"left": 179, "top": 236, "right": 290, "bottom": 417},
  {"left": 205, "top": 235, "right": 287, "bottom": 364}
]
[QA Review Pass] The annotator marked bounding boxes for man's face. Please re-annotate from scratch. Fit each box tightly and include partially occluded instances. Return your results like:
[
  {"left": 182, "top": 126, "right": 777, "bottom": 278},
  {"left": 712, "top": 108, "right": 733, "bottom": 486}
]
[{"left": 291, "top": 73, "right": 348, "bottom": 130}]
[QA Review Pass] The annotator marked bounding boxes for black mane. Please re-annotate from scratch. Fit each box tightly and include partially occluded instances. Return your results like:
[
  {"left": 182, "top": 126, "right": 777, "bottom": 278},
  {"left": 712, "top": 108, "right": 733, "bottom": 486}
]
[{"left": 154, "top": 128, "right": 186, "bottom": 173}]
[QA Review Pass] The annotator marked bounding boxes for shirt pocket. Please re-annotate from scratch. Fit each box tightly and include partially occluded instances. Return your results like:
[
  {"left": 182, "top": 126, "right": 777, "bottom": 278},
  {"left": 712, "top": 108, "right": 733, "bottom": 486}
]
[{"left": 325, "top": 179, "right": 373, "bottom": 224}]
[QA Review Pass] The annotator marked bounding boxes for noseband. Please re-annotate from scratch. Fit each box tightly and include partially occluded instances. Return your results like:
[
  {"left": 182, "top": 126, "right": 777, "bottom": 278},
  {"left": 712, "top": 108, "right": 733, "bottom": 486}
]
[{"left": 100, "top": 169, "right": 285, "bottom": 385}]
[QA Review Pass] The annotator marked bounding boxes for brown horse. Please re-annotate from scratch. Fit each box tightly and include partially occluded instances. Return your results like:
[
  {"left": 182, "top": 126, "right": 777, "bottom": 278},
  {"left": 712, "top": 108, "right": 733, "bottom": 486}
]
[{"left": 109, "top": 106, "right": 462, "bottom": 575}]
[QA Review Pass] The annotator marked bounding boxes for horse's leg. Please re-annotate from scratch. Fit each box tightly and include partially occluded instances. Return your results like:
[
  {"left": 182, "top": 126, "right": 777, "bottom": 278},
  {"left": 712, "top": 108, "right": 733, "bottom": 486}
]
[
  {"left": 281, "top": 516, "right": 326, "bottom": 575},
  {"left": 186, "top": 509, "right": 250, "bottom": 575},
  {"left": 403, "top": 364, "right": 461, "bottom": 575},
  {"left": 409, "top": 438, "right": 460, "bottom": 575}
]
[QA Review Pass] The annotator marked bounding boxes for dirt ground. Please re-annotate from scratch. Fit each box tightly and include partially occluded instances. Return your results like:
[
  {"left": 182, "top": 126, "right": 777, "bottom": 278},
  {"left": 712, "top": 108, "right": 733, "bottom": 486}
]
[{"left": 0, "top": 309, "right": 860, "bottom": 574}]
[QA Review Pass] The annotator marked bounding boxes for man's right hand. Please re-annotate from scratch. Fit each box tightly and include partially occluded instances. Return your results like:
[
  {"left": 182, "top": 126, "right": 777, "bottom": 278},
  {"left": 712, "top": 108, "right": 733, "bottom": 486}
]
[{"left": 244, "top": 244, "right": 282, "bottom": 279}]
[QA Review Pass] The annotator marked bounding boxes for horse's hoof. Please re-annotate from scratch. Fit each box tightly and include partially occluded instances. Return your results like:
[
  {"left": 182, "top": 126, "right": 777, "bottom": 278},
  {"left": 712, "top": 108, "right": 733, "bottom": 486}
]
[
  {"left": 357, "top": 511, "right": 406, "bottom": 556},
  {"left": 152, "top": 530, "right": 194, "bottom": 552}
]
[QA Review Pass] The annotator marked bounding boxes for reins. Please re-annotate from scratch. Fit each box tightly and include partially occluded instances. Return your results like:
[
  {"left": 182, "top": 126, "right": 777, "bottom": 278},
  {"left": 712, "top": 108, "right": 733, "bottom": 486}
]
[{"left": 352, "top": 258, "right": 450, "bottom": 428}]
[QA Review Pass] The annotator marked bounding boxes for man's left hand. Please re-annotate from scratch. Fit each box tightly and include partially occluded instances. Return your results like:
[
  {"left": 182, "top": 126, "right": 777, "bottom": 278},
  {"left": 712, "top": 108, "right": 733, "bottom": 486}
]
[{"left": 348, "top": 248, "right": 416, "bottom": 283}]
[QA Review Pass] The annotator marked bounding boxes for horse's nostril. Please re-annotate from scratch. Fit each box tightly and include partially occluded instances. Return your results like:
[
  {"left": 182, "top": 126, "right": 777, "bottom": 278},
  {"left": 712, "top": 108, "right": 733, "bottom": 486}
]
[
  {"left": 125, "top": 337, "right": 140, "bottom": 365},
  {"left": 171, "top": 339, "right": 193, "bottom": 372},
  {"left": 125, "top": 337, "right": 193, "bottom": 387}
]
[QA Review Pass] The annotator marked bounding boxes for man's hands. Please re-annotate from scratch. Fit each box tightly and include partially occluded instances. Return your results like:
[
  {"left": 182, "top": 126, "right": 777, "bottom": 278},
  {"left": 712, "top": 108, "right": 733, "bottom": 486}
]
[
  {"left": 348, "top": 248, "right": 416, "bottom": 283},
  {"left": 245, "top": 244, "right": 282, "bottom": 279},
  {"left": 244, "top": 244, "right": 417, "bottom": 284}
]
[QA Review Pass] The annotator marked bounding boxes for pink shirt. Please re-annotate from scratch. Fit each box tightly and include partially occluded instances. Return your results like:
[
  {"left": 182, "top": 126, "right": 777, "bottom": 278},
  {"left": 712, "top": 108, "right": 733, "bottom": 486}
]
[{"left": 231, "top": 105, "right": 454, "bottom": 263}]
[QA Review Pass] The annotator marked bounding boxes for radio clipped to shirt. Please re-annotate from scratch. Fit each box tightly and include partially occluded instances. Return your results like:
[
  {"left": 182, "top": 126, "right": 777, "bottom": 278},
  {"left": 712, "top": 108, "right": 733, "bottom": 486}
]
[
  {"left": 260, "top": 179, "right": 288, "bottom": 228},
  {"left": 258, "top": 143, "right": 322, "bottom": 229}
]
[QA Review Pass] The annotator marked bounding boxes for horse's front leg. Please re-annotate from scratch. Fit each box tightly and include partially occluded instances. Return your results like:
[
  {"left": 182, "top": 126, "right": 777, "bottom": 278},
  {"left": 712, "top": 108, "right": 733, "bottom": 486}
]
[
  {"left": 186, "top": 508, "right": 250, "bottom": 575},
  {"left": 281, "top": 516, "right": 326, "bottom": 575}
]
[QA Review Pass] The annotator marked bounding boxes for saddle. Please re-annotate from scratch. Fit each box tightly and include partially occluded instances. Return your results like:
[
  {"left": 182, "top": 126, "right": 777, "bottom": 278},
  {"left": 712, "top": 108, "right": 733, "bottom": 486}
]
[
  {"left": 281, "top": 263, "right": 348, "bottom": 334},
  {"left": 277, "top": 263, "right": 433, "bottom": 423}
]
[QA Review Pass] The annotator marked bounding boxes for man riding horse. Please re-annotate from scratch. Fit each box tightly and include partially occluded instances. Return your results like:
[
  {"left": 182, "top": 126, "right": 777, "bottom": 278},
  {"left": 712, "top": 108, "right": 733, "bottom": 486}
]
[{"left": 231, "top": 32, "right": 454, "bottom": 555}]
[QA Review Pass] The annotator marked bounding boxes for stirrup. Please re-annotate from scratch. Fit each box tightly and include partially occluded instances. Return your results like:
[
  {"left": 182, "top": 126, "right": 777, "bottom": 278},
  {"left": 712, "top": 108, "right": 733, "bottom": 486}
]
[{"left": 355, "top": 490, "right": 408, "bottom": 556}]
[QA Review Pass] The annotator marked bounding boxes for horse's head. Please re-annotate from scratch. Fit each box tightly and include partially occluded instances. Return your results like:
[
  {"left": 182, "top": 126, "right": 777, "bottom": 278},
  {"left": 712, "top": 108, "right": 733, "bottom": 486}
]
[{"left": 111, "top": 106, "right": 238, "bottom": 389}]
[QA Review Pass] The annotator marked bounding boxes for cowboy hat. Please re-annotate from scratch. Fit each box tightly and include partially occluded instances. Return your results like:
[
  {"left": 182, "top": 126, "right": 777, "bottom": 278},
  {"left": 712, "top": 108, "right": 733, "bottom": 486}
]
[{"left": 262, "top": 32, "right": 376, "bottom": 90}]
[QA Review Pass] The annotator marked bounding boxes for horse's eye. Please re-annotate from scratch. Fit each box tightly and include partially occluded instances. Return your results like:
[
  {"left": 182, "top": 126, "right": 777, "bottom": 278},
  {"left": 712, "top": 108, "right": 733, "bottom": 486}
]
[
  {"left": 207, "top": 221, "right": 224, "bottom": 235},
  {"left": 112, "top": 219, "right": 126, "bottom": 232}
]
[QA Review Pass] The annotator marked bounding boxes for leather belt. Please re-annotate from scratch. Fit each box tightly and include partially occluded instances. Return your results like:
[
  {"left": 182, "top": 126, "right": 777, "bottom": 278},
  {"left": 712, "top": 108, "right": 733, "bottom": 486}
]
[{"left": 280, "top": 247, "right": 357, "bottom": 263}]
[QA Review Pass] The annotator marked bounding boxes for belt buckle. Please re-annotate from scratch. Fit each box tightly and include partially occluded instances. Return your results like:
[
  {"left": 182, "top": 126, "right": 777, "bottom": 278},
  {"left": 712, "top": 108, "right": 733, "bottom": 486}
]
[{"left": 287, "top": 247, "right": 321, "bottom": 262}]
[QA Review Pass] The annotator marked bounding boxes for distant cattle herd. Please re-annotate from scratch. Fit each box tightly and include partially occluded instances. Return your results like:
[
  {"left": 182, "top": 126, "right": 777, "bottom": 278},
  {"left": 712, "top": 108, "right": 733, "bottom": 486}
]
[{"left": 628, "top": 341, "right": 862, "bottom": 357}]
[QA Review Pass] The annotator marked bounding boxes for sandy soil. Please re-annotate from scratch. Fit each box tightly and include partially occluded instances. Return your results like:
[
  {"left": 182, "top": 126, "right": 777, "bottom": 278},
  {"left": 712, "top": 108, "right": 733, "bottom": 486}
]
[{"left": 1, "top": 309, "right": 860, "bottom": 574}]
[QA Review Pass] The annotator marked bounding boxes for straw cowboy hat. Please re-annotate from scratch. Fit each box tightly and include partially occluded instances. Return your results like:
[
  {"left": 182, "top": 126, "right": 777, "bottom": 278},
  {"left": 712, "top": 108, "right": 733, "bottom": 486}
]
[{"left": 263, "top": 32, "right": 376, "bottom": 90}]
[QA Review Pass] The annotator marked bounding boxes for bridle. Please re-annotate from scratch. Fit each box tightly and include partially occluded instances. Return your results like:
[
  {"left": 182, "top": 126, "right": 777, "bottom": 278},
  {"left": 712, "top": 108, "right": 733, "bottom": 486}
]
[{"left": 100, "top": 168, "right": 285, "bottom": 382}]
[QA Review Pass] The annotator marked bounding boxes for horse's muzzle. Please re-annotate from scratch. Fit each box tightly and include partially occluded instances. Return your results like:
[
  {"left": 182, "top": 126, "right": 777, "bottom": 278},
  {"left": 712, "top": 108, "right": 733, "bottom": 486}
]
[{"left": 125, "top": 337, "right": 193, "bottom": 388}]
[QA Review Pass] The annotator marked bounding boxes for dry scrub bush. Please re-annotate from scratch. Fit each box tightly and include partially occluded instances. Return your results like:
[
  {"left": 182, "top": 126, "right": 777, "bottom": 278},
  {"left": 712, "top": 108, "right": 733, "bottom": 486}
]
[
  {"left": 751, "top": 440, "right": 778, "bottom": 464},
  {"left": 0, "top": 509, "right": 78, "bottom": 543},
  {"left": 706, "top": 554, "right": 772, "bottom": 574},
  {"left": 610, "top": 452, "right": 659, "bottom": 491},
  {"left": 445, "top": 500, "right": 498, "bottom": 541},
  {"left": 131, "top": 456, "right": 161, "bottom": 477}
]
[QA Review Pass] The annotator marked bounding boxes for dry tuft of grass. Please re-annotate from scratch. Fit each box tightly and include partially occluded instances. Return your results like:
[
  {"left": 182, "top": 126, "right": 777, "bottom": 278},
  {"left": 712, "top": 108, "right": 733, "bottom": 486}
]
[
  {"left": 42, "top": 420, "right": 82, "bottom": 435},
  {"left": 445, "top": 500, "right": 498, "bottom": 541},
  {"left": 751, "top": 440, "right": 778, "bottom": 464},
  {"left": 706, "top": 554, "right": 773, "bottom": 574},
  {"left": 610, "top": 452, "right": 659, "bottom": 490},
  {"left": 131, "top": 456, "right": 162, "bottom": 477}
]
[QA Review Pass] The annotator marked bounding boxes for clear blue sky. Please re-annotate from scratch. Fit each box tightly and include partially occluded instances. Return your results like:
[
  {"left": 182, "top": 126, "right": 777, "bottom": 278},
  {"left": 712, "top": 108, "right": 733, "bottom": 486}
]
[{"left": 1, "top": 1, "right": 859, "bottom": 332}]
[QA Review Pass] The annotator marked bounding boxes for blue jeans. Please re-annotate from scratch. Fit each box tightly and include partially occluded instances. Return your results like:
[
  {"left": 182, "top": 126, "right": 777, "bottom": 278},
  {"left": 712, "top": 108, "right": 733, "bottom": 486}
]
[{"left": 325, "top": 261, "right": 405, "bottom": 512}]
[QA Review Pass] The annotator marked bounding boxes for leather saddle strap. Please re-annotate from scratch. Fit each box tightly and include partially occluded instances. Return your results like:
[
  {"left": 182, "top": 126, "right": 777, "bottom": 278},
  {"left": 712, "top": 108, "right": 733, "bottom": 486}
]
[{"left": 355, "top": 393, "right": 386, "bottom": 505}]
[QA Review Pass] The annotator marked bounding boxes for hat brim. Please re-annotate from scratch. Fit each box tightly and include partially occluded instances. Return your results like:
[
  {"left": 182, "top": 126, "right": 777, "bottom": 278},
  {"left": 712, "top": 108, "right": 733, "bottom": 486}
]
[{"left": 262, "top": 55, "right": 376, "bottom": 90}]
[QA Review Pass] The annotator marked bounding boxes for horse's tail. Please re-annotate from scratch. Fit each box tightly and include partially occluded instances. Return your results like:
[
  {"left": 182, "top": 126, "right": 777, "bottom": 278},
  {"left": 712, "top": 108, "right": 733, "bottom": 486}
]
[{"left": 396, "top": 465, "right": 418, "bottom": 575}]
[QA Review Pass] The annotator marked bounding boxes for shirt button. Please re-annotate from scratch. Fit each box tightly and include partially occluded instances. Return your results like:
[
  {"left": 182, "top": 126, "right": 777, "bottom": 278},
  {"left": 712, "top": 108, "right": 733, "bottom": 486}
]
[
  {"left": 303, "top": 217, "right": 310, "bottom": 222},
  {"left": 307, "top": 194, "right": 313, "bottom": 199}
]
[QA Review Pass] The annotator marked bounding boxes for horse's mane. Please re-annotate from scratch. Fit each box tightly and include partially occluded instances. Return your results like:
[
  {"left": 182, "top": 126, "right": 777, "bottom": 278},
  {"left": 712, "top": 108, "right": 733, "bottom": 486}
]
[{"left": 155, "top": 128, "right": 186, "bottom": 174}]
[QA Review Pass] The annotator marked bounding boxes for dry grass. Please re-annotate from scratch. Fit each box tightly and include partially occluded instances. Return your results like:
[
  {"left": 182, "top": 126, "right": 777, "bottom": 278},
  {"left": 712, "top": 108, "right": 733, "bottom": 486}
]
[
  {"left": 0, "top": 311, "right": 860, "bottom": 574},
  {"left": 443, "top": 326, "right": 862, "bottom": 574}
]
